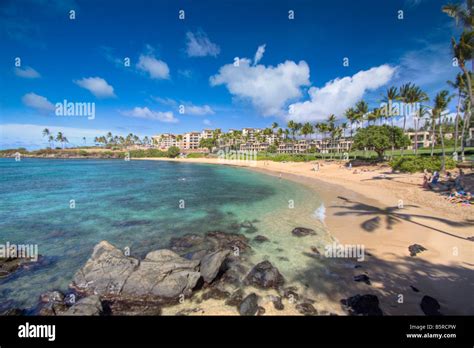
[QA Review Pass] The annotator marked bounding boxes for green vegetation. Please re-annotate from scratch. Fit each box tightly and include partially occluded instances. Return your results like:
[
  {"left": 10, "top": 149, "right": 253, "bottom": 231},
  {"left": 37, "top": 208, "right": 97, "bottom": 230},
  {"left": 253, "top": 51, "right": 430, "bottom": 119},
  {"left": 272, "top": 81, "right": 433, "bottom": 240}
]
[
  {"left": 390, "top": 156, "right": 456, "bottom": 173},
  {"left": 199, "top": 138, "right": 216, "bottom": 152},
  {"left": 166, "top": 146, "right": 181, "bottom": 158},
  {"left": 128, "top": 149, "right": 167, "bottom": 158},
  {"left": 186, "top": 153, "right": 207, "bottom": 158},
  {"left": 353, "top": 125, "right": 411, "bottom": 159}
]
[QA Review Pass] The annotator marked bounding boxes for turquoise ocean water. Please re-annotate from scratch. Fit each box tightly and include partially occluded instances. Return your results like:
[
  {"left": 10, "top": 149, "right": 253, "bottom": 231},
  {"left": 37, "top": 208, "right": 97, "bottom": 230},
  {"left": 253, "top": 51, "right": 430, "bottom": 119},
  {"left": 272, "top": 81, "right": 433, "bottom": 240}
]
[{"left": 0, "top": 158, "right": 332, "bottom": 310}]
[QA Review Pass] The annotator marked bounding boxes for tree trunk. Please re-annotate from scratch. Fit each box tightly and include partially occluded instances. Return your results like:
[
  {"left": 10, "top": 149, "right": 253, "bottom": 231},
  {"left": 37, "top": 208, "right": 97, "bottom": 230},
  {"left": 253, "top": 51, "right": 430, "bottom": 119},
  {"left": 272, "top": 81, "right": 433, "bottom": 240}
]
[
  {"left": 439, "top": 115, "right": 446, "bottom": 174},
  {"left": 430, "top": 117, "right": 436, "bottom": 157},
  {"left": 401, "top": 115, "right": 407, "bottom": 156},
  {"left": 414, "top": 115, "right": 418, "bottom": 155},
  {"left": 454, "top": 90, "right": 461, "bottom": 156}
]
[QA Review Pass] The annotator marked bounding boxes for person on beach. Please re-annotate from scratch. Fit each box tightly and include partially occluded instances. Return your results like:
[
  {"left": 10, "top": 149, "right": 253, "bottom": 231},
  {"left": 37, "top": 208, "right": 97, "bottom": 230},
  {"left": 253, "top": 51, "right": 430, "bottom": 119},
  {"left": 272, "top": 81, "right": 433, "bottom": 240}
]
[{"left": 422, "top": 173, "right": 431, "bottom": 189}]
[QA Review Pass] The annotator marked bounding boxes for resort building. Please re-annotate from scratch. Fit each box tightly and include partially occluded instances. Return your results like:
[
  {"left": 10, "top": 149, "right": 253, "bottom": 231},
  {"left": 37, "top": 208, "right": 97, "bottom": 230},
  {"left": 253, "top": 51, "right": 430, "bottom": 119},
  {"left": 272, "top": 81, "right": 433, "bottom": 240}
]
[
  {"left": 182, "top": 131, "right": 202, "bottom": 150},
  {"left": 152, "top": 133, "right": 178, "bottom": 150},
  {"left": 201, "top": 129, "right": 214, "bottom": 140},
  {"left": 240, "top": 142, "right": 270, "bottom": 152},
  {"left": 242, "top": 128, "right": 262, "bottom": 141}
]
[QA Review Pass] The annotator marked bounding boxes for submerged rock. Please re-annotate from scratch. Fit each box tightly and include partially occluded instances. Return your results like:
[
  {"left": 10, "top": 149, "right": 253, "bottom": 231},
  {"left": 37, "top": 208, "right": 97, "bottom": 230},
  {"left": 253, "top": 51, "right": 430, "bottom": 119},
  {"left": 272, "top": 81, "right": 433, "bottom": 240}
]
[
  {"left": 169, "top": 234, "right": 205, "bottom": 252},
  {"left": 420, "top": 296, "right": 442, "bottom": 316},
  {"left": 408, "top": 244, "right": 427, "bottom": 257},
  {"left": 291, "top": 227, "right": 316, "bottom": 237},
  {"left": 245, "top": 261, "right": 285, "bottom": 289},
  {"left": 225, "top": 289, "right": 244, "bottom": 307},
  {"left": 239, "top": 293, "right": 259, "bottom": 316},
  {"left": 341, "top": 294, "right": 383, "bottom": 316},
  {"left": 253, "top": 235, "right": 269, "bottom": 243}
]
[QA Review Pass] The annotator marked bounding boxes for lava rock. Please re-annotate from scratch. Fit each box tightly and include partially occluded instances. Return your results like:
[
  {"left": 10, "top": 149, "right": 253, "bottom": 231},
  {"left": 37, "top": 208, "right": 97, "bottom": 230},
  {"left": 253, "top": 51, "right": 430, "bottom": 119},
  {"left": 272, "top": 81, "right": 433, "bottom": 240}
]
[
  {"left": 245, "top": 261, "right": 285, "bottom": 289},
  {"left": 239, "top": 293, "right": 259, "bottom": 316},
  {"left": 296, "top": 302, "right": 318, "bottom": 315},
  {"left": 341, "top": 294, "right": 383, "bottom": 316},
  {"left": 408, "top": 244, "right": 427, "bottom": 257},
  {"left": 291, "top": 227, "right": 316, "bottom": 237},
  {"left": 64, "top": 295, "right": 103, "bottom": 316},
  {"left": 253, "top": 235, "right": 269, "bottom": 243},
  {"left": 420, "top": 296, "right": 442, "bottom": 316},
  {"left": 353, "top": 274, "right": 371, "bottom": 285},
  {"left": 200, "top": 249, "right": 230, "bottom": 283}
]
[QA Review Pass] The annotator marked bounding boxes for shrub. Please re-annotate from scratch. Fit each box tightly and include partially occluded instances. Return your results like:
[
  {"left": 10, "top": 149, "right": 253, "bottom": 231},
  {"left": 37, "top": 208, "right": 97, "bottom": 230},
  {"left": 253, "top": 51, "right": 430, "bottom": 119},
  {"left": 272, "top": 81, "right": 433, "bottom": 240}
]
[
  {"left": 389, "top": 156, "right": 456, "bottom": 173},
  {"left": 166, "top": 146, "right": 180, "bottom": 158}
]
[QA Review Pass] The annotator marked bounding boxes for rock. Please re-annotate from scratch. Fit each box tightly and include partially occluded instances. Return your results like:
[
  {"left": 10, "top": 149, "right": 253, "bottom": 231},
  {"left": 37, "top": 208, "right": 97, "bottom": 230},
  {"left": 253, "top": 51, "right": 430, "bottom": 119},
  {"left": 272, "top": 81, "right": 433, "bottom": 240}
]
[
  {"left": 202, "top": 288, "right": 230, "bottom": 301},
  {"left": 353, "top": 274, "right": 371, "bottom": 285},
  {"left": 257, "top": 306, "right": 266, "bottom": 316},
  {"left": 121, "top": 249, "right": 200, "bottom": 299},
  {"left": 253, "top": 235, "right": 269, "bottom": 243},
  {"left": 291, "top": 227, "right": 316, "bottom": 237},
  {"left": 0, "top": 256, "right": 40, "bottom": 278},
  {"left": 225, "top": 289, "right": 244, "bottom": 307},
  {"left": 40, "top": 291, "right": 64, "bottom": 304},
  {"left": 200, "top": 250, "right": 230, "bottom": 283},
  {"left": 341, "top": 294, "right": 383, "bottom": 316},
  {"left": 281, "top": 287, "right": 299, "bottom": 302},
  {"left": 169, "top": 234, "right": 204, "bottom": 252},
  {"left": 72, "top": 241, "right": 139, "bottom": 295},
  {"left": 296, "top": 302, "right": 318, "bottom": 315},
  {"left": 64, "top": 295, "right": 103, "bottom": 316},
  {"left": 245, "top": 261, "right": 285, "bottom": 289},
  {"left": 241, "top": 220, "right": 253, "bottom": 228},
  {"left": 206, "top": 231, "right": 250, "bottom": 252},
  {"left": 239, "top": 293, "right": 259, "bottom": 316},
  {"left": 408, "top": 244, "right": 427, "bottom": 257},
  {"left": 269, "top": 296, "right": 284, "bottom": 310},
  {"left": 310, "top": 246, "right": 320, "bottom": 255},
  {"left": 176, "top": 307, "right": 204, "bottom": 316},
  {"left": 420, "top": 296, "right": 441, "bottom": 316}
]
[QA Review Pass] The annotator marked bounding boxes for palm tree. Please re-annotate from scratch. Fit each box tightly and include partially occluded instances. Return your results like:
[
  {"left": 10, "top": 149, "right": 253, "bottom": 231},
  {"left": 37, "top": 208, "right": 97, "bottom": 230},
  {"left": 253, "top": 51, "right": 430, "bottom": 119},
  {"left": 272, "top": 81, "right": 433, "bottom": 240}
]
[
  {"left": 48, "top": 135, "right": 54, "bottom": 149},
  {"left": 354, "top": 100, "right": 368, "bottom": 129},
  {"left": 447, "top": 73, "right": 467, "bottom": 155},
  {"left": 55, "top": 132, "right": 64, "bottom": 149},
  {"left": 443, "top": 0, "right": 474, "bottom": 69},
  {"left": 344, "top": 107, "right": 356, "bottom": 142},
  {"left": 406, "top": 85, "right": 429, "bottom": 155},
  {"left": 271, "top": 122, "right": 279, "bottom": 132},
  {"left": 62, "top": 137, "right": 69, "bottom": 149},
  {"left": 42, "top": 128, "right": 50, "bottom": 148},
  {"left": 301, "top": 122, "right": 313, "bottom": 140},
  {"left": 287, "top": 120, "right": 297, "bottom": 140},
  {"left": 451, "top": 31, "right": 474, "bottom": 115},
  {"left": 433, "top": 90, "right": 454, "bottom": 172}
]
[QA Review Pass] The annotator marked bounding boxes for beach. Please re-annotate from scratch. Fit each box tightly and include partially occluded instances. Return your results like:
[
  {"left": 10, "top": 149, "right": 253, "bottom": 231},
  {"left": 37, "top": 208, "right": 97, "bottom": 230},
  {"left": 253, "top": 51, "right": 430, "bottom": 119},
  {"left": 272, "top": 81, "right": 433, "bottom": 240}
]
[{"left": 139, "top": 157, "right": 474, "bottom": 315}]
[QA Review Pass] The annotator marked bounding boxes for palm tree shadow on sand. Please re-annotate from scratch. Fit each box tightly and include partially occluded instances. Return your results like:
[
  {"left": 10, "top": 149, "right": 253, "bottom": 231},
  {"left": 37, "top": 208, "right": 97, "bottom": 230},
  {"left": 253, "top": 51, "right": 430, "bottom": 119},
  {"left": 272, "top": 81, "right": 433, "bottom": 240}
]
[{"left": 332, "top": 196, "right": 474, "bottom": 241}]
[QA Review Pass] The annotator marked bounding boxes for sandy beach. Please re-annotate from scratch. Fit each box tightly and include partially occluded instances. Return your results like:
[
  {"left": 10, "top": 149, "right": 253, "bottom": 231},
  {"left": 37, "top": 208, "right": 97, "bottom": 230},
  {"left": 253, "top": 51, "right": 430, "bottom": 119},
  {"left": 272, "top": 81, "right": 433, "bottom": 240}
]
[{"left": 140, "top": 157, "right": 474, "bottom": 315}]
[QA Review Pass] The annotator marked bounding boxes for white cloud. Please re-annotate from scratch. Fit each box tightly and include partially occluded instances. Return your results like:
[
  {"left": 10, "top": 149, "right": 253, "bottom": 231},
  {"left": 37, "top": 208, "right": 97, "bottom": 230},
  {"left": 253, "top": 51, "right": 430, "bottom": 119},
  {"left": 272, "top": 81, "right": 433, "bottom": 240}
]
[
  {"left": 14, "top": 66, "right": 41, "bottom": 78},
  {"left": 288, "top": 64, "right": 396, "bottom": 122},
  {"left": 210, "top": 56, "right": 310, "bottom": 116},
  {"left": 185, "top": 31, "right": 220, "bottom": 57},
  {"left": 136, "top": 54, "right": 170, "bottom": 79},
  {"left": 21, "top": 92, "right": 54, "bottom": 112},
  {"left": 253, "top": 44, "right": 266, "bottom": 65},
  {"left": 122, "top": 107, "right": 178, "bottom": 123},
  {"left": 184, "top": 104, "right": 214, "bottom": 116},
  {"left": 74, "top": 77, "right": 116, "bottom": 98}
]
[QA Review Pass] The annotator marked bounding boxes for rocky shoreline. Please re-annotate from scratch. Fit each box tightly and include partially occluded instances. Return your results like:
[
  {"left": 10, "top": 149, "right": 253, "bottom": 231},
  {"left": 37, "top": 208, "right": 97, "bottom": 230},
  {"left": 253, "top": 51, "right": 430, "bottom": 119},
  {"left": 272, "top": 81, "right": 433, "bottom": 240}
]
[{"left": 2, "top": 228, "right": 391, "bottom": 316}]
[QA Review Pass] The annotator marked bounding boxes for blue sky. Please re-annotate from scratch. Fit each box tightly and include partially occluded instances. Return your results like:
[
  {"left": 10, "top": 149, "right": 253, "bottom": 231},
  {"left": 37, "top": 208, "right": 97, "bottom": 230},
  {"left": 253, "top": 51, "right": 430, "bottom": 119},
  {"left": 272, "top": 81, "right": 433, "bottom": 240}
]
[{"left": 0, "top": 0, "right": 462, "bottom": 149}]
